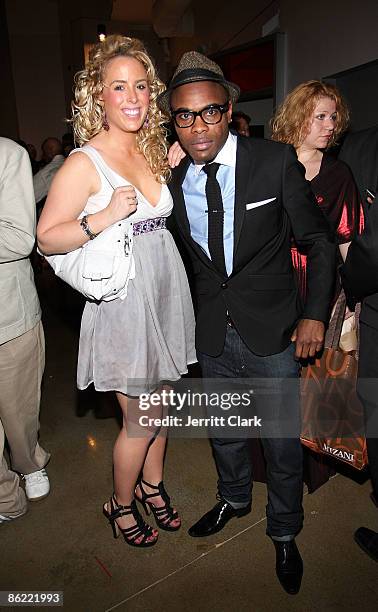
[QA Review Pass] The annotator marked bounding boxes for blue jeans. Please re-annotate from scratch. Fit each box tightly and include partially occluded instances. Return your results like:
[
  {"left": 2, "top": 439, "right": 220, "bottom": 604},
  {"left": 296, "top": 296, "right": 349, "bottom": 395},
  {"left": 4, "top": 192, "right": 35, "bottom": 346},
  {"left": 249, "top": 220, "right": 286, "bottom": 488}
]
[{"left": 198, "top": 324, "right": 304, "bottom": 538}]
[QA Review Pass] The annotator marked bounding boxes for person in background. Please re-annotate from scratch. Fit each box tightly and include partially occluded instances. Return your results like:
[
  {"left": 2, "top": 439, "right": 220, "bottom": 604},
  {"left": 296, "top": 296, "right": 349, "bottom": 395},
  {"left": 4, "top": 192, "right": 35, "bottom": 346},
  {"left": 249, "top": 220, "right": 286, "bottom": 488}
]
[
  {"left": 340, "top": 125, "right": 378, "bottom": 562},
  {"left": 339, "top": 125, "right": 378, "bottom": 215},
  {"left": 33, "top": 138, "right": 65, "bottom": 207},
  {"left": 270, "top": 80, "right": 363, "bottom": 491},
  {"left": 26, "top": 143, "right": 41, "bottom": 175},
  {"left": 37, "top": 35, "right": 195, "bottom": 549},
  {"left": 15, "top": 139, "right": 40, "bottom": 175},
  {"left": 62, "top": 132, "right": 75, "bottom": 158},
  {"left": 0, "top": 137, "right": 50, "bottom": 525},
  {"left": 271, "top": 80, "right": 363, "bottom": 295},
  {"left": 230, "top": 110, "right": 251, "bottom": 137}
]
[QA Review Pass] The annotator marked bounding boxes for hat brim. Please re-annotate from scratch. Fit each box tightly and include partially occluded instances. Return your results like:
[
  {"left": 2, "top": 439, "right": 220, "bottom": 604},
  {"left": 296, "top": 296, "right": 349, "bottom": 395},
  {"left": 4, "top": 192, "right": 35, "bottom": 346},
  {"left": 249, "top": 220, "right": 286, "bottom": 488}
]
[{"left": 157, "top": 71, "right": 240, "bottom": 116}]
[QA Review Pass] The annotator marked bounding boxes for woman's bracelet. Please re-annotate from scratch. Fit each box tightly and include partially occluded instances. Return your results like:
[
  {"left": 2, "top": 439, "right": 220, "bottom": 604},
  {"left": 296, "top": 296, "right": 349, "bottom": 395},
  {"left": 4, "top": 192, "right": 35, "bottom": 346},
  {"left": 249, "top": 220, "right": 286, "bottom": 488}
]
[{"left": 80, "top": 215, "right": 98, "bottom": 240}]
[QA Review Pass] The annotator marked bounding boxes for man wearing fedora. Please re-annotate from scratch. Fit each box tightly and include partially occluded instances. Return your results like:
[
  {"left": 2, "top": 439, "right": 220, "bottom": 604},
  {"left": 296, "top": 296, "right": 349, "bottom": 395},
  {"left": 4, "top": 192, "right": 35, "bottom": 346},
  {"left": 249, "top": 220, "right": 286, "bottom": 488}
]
[{"left": 158, "top": 52, "right": 336, "bottom": 594}]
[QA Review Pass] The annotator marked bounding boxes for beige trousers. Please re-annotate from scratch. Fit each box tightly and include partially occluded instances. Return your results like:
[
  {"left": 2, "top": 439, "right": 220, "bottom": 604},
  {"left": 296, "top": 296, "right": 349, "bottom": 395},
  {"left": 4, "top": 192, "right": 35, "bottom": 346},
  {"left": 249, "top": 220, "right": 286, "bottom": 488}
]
[{"left": 0, "top": 321, "right": 50, "bottom": 516}]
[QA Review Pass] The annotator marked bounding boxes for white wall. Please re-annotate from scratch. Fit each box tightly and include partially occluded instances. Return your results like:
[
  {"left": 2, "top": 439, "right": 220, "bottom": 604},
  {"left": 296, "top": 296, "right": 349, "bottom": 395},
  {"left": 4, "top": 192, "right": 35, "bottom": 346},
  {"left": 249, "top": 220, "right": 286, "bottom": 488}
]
[
  {"left": 5, "top": 0, "right": 378, "bottom": 146},
  {"left": 280, "top": 0, "right": 378, "bottom": 92},
  {"left": 6, "top": 0, "right": 67, "bottom": 150},
  {"left": 169, "top": 0, "right": 279, "bottom": 66}
]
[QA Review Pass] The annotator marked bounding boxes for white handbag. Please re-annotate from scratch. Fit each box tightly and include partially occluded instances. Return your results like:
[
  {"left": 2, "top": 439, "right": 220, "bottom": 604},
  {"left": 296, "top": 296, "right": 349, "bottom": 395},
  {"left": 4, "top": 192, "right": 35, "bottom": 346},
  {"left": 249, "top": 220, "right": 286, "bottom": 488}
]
[
  {"left": 43, "top": 147, "right": 135, "bottom": 301},
  {"left": 44, "top": 219, "right": 135, "bottom": 301}
]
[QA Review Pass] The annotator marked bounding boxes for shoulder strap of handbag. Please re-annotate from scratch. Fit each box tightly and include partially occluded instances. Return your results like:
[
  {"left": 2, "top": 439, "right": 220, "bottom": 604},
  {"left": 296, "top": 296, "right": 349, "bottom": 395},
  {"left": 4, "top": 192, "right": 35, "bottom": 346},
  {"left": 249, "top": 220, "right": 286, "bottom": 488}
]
[
  {"left": 326, "top": 289, "right": 347, "bottom": 349},
  {"left": 79, "top": 145, "right": 122, "bottom": 192}
]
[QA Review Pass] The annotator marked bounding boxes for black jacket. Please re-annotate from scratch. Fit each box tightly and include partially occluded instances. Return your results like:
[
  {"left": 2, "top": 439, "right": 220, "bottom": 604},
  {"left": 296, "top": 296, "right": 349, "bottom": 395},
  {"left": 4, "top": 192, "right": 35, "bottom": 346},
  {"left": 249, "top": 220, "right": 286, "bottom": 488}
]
[
  {"left": 339, "top": 125, "right": 378, "bottom": 215},
  {"left": 169, "top": 136, "right": 336, "bottom": 357},
  {"left": 340, "top": 127, "right": 378, "bottom": 330}
]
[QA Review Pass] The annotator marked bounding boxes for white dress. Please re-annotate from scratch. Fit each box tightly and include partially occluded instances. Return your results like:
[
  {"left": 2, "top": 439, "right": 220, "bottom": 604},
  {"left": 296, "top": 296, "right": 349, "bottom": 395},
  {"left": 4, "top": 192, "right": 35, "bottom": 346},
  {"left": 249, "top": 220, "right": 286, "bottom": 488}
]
[{"left": 73, "top": 145, "right": 196, "bottom": 396}]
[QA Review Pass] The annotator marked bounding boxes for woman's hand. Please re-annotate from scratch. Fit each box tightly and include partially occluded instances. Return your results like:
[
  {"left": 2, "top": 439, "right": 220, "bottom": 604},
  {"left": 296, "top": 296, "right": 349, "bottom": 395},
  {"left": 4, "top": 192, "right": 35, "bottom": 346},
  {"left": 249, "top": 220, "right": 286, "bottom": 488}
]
[
  {"left": 168, "top": 141, "right": 187, "bottom": 168},
  {"left": 106, "top": 185, "right": 138, "bottom": 224}
]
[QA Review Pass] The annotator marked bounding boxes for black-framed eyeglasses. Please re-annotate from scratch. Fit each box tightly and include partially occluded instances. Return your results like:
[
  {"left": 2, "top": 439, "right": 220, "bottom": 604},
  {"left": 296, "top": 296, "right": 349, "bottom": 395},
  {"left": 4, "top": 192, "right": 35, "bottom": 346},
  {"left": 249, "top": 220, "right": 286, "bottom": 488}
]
[{"left": 171, "top": 102, "right": 229, "bottom": 128}]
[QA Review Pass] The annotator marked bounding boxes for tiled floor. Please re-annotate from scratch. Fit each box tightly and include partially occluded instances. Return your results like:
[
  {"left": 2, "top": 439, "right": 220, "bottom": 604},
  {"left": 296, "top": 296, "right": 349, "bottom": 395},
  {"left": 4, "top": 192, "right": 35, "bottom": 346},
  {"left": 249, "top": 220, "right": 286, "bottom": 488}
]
[{"left": 1, "top": 272, "right": 377, "bottom": 612}]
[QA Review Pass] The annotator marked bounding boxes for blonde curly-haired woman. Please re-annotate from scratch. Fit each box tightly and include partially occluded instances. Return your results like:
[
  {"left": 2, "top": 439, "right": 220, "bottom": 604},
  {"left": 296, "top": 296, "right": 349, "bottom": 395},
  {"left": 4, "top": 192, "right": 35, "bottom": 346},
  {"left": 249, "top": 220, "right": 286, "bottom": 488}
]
[{"left": 37, "top": 35, "right": 196, "bottom": 548}]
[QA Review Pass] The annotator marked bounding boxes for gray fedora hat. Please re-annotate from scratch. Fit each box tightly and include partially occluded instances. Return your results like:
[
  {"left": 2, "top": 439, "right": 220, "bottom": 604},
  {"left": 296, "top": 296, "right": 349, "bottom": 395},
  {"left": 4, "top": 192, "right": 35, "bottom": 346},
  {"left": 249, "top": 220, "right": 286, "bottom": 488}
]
[{"left": 157, "top": 51, "right": 240, "bottom": 115}]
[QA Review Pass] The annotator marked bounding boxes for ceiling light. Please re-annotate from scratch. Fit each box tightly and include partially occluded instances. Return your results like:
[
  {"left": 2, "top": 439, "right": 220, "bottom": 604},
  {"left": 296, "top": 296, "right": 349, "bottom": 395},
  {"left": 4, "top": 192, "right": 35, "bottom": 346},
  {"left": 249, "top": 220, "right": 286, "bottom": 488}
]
[{"left": 97, "top": 24, "right": 106, "bottom": 42}]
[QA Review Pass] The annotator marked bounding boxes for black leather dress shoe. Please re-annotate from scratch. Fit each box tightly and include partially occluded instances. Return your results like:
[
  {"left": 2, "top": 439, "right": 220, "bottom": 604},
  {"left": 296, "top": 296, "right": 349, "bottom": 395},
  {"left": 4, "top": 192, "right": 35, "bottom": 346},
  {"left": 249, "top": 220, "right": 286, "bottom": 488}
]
[
  {"left": 354, "top": 527, "right": 378, "bottom": 562},
  {"left": 273, "top": 539, "right": 303, "bottom": 595},
  {"left": 188, "top": 499, "right": 251, "bottom": 537}
]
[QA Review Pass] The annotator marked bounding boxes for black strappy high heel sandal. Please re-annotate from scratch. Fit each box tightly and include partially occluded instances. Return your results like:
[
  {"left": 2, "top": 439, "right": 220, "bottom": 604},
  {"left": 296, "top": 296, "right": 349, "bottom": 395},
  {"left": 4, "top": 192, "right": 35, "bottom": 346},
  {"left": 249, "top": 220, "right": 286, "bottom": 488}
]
[
  {"left": 103, "top": 495, "right": 158, "bottom": 547},
  {"left": 135, "top": 479, "right": 181, "bottom": 532}
]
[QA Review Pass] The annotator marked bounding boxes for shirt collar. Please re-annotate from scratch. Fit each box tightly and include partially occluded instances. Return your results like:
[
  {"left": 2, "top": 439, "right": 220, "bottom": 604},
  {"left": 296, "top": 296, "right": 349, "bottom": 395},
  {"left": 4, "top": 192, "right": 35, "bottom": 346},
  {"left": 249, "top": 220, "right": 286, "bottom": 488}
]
[{"left": 192, "top": 132, "right": 237, "bottom": 176}]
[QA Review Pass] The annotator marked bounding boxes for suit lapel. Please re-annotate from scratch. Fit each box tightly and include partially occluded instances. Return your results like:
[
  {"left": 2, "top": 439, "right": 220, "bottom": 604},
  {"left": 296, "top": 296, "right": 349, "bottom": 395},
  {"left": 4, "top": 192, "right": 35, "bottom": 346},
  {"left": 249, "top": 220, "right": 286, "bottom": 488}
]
[
  {"left": 233, "top": 137, "right": 254, "bottom": 258},
  {"left": 170, "top": 158, "right": 218, "bottom": 271},
  {"left": 170, "top": 158, "right": 191, "bottom": 237}
]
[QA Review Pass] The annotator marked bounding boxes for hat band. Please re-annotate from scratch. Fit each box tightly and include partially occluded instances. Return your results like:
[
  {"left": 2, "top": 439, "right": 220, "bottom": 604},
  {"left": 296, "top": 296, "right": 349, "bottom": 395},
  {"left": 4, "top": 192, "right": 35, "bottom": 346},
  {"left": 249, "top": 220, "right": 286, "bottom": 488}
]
[{"left": 171, "top": 68, "right": 226, "bottom": 89}]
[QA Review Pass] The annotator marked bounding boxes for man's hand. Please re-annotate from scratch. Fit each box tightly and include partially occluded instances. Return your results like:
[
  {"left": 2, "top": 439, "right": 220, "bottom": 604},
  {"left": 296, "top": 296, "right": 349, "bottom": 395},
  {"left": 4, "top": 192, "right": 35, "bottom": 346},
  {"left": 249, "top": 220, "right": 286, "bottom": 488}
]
[{"left": 291, "top": 319, "right": 325, "bottom": 360}]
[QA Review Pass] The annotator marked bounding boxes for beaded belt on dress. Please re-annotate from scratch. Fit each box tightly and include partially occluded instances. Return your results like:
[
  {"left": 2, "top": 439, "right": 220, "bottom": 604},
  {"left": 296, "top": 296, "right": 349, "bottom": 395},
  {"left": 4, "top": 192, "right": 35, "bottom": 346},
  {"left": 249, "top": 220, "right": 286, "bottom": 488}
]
[{"left": 132, "top": 217, "right": 167, "bottom": 236}]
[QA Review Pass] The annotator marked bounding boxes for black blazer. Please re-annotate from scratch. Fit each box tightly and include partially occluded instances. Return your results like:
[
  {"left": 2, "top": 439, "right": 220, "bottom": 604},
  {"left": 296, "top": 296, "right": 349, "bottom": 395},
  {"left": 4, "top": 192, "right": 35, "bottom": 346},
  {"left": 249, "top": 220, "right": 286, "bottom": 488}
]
[
  {"left": 340, "top": 127, "right": 378, "bottom": 330},
  {"left": 339, "top": 126, "right": 378, "bottom": 215},
  {"left": 168, "top": 136, "right": 336, "bottom": 357}
]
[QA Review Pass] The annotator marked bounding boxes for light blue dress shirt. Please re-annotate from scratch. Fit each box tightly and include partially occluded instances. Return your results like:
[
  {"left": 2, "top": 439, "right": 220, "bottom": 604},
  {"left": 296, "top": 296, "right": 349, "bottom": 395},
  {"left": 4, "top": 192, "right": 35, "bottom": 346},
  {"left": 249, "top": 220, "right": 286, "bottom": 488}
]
[{"left": 182, "top": 133, "right": 237, "bottom": 276}]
